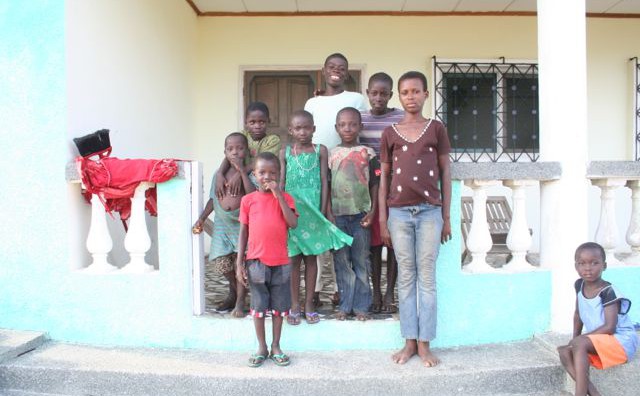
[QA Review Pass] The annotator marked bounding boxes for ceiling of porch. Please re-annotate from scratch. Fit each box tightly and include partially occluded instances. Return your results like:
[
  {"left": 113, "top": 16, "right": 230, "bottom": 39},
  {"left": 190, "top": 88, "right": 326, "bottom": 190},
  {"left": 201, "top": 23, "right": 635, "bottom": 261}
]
[{"left": 189, "top": 0, "right": 640, "bottom": 15}]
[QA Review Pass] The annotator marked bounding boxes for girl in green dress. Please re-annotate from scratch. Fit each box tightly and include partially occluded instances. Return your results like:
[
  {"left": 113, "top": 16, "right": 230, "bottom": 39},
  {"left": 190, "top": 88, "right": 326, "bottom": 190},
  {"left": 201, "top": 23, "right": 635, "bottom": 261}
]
[{"left": 279, "top": 110, "right": 353, "bottom": 325}]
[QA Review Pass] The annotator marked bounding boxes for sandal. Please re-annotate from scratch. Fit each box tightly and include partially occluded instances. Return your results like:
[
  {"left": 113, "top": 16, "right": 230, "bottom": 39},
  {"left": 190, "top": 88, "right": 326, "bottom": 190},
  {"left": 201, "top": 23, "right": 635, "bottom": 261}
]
[
  {"left": 248, "top": 353, "right": 267, "bottom": 368},
  {"left": 269, "top": 352, "right": 290, "bottom": 367},
  {"left": 287, "top": 310, "right": 301, "bottom": 326},
  {"left": 305, "top": 311, "right": 320, "bottom": 324}
]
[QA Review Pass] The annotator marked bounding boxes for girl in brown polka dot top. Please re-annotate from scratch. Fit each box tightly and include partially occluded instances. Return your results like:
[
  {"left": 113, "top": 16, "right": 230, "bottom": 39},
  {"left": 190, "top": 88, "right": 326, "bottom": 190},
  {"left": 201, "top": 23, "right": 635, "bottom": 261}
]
[{"left": 378, "top": 71, "right": 452, "bottom": 368}]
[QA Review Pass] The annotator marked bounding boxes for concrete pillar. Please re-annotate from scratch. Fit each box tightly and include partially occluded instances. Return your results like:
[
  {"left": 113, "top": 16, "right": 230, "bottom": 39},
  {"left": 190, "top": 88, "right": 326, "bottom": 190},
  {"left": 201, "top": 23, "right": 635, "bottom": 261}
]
[{"left": 537, "top": 0, "right": 589, "bottom": 332}]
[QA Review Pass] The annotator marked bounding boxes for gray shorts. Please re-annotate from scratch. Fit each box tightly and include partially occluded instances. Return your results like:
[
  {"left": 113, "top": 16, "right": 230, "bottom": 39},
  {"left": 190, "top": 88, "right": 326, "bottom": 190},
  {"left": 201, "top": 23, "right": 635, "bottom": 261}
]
[{"left": 246, "top": 260, "right": 292, "bottom": 317}]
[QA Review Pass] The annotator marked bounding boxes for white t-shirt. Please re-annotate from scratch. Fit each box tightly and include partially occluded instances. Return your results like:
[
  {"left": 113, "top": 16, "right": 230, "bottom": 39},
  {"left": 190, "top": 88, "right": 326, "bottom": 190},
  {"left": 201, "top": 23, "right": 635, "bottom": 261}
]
[{"left": 304, "top": 91, "right": 367, "bottom": 150}]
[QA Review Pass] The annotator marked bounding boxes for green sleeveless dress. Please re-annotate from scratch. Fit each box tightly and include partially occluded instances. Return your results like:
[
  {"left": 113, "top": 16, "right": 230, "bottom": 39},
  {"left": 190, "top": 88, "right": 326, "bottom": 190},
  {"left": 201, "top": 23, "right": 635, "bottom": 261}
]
[{"left": 285, "top": 145, "right": 352, "bottom": 256}]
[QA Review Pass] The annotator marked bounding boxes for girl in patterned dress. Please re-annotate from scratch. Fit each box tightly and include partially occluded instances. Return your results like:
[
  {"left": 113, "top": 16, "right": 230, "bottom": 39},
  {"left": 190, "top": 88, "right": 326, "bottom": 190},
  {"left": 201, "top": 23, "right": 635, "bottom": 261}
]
[{"left": 279, "top": 110, "right": 353, "bottom": 325}]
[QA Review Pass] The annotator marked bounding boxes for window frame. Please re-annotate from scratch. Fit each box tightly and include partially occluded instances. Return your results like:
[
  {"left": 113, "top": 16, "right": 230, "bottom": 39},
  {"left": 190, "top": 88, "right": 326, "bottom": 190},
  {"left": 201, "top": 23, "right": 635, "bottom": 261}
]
[{"left": 432, "top": 57, "right": 539, "bottom": 163}]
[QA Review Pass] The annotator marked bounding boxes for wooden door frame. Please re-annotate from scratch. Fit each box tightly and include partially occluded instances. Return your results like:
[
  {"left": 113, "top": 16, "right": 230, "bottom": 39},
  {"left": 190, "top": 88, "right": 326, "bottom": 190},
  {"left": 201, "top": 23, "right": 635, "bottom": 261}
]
[{"left": 238, "top": 64, "right": 366, "bottom": 129}]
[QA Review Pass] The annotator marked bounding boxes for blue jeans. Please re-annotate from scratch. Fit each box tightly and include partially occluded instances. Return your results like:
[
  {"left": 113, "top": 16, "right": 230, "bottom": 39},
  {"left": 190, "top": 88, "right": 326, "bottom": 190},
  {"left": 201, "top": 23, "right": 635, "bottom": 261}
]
[
  {"left": 388, "top": 203, "right": 443, "bottom": 341},
  {"left": 333, "top": 213, "right": 372, "bottom": 314}
]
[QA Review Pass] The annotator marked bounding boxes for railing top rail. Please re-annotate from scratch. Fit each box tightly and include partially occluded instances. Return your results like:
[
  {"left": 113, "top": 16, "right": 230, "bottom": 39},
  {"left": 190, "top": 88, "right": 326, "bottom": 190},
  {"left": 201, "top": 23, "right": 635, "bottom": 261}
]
[
  {"left": 451, "top": 161, "right": 561, "bottom": 181},
  {"left": 587, "top": 161, "right": 640, "bottom": 179}
]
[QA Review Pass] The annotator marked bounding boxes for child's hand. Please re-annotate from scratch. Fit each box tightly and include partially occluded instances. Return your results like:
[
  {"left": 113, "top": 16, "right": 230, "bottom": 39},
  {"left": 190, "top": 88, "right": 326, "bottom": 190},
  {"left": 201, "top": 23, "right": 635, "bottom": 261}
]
[
  {"left": 236, "top": 263, "right": 248, "bottom": 288},
  {"left": 441, "top": 218, "right": 452, "bottom": 244},
  {"left": 192, "top": 219, "right": 204, "bottom": 234},
  {"left": 380, "top": 223, "right": 393, "bottom": 248},
  {"left": 264, "top": 181, "right": 280, "bottom": 197},
  {"left": 229, "top": 157, "right": 243, "bottom": 172},
  {"left": 215, "top": 176, "right": 226, "bottom": 200},
  {"left": 227, "top": 172, "right": 243, "bottom": 197},
  {"left": 360, "top": 212, "right": 374, "bottom": 228}
]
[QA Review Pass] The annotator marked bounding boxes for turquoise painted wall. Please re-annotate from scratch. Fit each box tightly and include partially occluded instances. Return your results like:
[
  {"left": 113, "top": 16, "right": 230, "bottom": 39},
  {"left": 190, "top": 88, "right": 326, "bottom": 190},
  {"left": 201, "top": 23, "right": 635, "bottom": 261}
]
[{"left": 0, "top": 0, "right": 553, "bottom": 351}]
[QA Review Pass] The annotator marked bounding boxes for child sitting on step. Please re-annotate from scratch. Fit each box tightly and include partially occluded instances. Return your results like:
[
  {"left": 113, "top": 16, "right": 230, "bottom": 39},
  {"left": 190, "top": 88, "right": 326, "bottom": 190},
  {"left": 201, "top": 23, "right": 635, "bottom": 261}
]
[{"left": 557, "top": 242, "right": 638, "bottom": 396}]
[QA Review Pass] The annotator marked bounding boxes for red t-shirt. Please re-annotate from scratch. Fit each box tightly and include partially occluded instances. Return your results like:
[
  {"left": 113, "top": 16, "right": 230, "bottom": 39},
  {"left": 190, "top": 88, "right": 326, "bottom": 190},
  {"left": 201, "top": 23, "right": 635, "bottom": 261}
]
[
  {"left": 380, "top": 119, "right": 451, "bottom": 207},
  {"left": 239, "top": 191, "right": 297, "bottom": 266}
]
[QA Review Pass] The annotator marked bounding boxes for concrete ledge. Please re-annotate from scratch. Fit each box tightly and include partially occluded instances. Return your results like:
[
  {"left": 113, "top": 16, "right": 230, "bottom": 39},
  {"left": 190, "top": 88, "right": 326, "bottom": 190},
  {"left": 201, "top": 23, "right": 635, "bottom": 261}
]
[
  {"left": 451, "top": 162, "right": 561, "bottom": 181},
  {"left": 0, "top": 330, "right": 47, "bottom": 365},
  {"left": 0, "top": 340, "right": 566, "bottom": 396},
  {"left": 587, "top": 161, "right": 640, "bottom": 179}
]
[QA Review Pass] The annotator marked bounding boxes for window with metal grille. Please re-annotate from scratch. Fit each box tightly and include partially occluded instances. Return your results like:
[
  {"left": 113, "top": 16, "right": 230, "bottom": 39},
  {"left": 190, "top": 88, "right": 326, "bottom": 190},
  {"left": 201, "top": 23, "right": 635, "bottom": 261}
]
[
  {"left": 634, "top": 57, "right": 640, "bottom": 161},
  {"left": 433, "top": 58, "right": 539, "bottom": 162}
]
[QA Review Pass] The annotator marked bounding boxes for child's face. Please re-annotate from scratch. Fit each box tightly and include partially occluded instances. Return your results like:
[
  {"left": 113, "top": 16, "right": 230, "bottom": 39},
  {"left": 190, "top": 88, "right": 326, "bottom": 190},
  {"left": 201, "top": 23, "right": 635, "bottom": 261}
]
[
  {"left": 322, "top": 57, "right": 348, "bottom": 89},
  {"left": 366, "top": 80, "right": 393, "bottom": 113},
  {"left": 574, "top": 248, "right": 606, "bottom": 283},
  {"left": 254, "top": 158, "right": 279, "bottom": 192},
  {"left": 335, "top": 111, "right": 362, "bottom": 145},
  {"left": 398, "top": 78, "right": 428, "bottom": 114},
  {"left": 245, "top": 110, "right": 269, "bottom": 141},
  {"left": 224, "top": 136, "right": 248, "bottom": 161},
  {"left": 288, "top": 116, "right": 315, "bottom": 145}
]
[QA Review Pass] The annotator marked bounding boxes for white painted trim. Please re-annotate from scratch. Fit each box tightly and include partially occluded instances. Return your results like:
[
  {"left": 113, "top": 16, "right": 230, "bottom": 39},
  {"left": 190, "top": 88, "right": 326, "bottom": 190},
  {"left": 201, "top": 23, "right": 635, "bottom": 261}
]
[
  {"left": 190, "top": 161, "right": 205, "bottom": 316},
  {"left": 633, "top": 57, "right": 639, "bottom": 160},
  {"left": 237, "top": 63, "right": 366, "bottom": 129},
  {"left": 434, "top": 57, "right": 537, "bottom": 64}
]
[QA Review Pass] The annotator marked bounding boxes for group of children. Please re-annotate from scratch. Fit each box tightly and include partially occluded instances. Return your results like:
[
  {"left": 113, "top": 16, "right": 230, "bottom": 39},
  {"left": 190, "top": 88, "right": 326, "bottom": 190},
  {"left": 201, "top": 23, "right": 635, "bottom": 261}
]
[{"left": 193, "top": 53, "right": 637, "bottom": 393}]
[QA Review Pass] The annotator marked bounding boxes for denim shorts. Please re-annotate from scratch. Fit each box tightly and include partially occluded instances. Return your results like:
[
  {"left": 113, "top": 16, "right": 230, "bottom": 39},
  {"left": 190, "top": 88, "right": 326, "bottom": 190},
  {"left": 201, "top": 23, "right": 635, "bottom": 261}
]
[{"left": 246, "top": 259, "right": 292, "bottom": 317}]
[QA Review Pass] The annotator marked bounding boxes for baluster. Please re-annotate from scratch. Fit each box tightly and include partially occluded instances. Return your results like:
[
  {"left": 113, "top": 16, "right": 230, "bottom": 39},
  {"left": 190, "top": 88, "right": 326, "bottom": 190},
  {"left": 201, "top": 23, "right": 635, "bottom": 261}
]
[
  {"left": 463, "top": 180, "right": 499, "bottom": 273},
  {"left": 121, "top": 182, "right": 155, "bottom": 273},
  {"left": 625, "top": 180, "right": 640, "bottom": 265},
  {"left": 84, "top": 193, "right": 117, "bottom": 273},
  {"left": 503, "top": 180, "right": 536, "bottom": 272},
  {"left": 592, "top": 178, "right": 626, "bottom": 266}
]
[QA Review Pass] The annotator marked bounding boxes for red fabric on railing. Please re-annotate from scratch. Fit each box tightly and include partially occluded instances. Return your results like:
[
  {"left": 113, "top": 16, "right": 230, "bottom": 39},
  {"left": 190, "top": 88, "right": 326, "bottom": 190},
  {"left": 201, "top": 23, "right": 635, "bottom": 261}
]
[{"left": 77, "top": 157, "right": 179, "bottom": 220}]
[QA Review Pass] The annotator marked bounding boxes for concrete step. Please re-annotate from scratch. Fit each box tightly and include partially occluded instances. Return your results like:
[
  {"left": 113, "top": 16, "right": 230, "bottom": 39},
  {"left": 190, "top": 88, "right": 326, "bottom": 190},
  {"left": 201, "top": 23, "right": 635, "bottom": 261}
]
[
  {"left": 0, "top": 339, "right": 568, "bottom": 396},
  {"left": 0, "top": 330, "right": 47, "bottom": 365},
  {"left": 535, "top": 331, "right": 640, "bottom": 396}
]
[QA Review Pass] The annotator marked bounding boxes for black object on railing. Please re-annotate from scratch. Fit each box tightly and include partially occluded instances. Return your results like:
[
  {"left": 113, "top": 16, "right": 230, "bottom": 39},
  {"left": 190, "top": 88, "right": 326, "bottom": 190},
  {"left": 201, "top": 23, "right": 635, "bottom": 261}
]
[
  {"left": 73, "top": 129, "right": 112, "bottom": 158},
  {"left": 433, "top": 58, "right": 539, "bottom": 163}
]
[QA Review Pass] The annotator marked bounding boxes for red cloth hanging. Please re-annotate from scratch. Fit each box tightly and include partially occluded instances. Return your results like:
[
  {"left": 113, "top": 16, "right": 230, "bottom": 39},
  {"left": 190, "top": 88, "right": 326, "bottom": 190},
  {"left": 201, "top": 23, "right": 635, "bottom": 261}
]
[{"left": 77, "top": 157, "right": 179, "bottom": 220}]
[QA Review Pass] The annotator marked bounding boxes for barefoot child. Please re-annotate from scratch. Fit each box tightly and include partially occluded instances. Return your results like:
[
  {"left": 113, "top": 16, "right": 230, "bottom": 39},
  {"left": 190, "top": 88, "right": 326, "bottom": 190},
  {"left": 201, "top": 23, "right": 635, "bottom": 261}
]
[
  {"left": 557, "top": 242, "right": 638, "bottom": 396},
  {"left": 236, "top": 152, "right": 298, "bottom": 367},
  {"left": 329, "top": 107, "right": 379, "bottom": 321},
  {"left": 305, "top": 53, "right": 367, "bottom": 308},
  {"left": 361, "top": 72, "right": 405, "bottom": 314},
  {"left": 379, "top": 71, "right": 452, "bottom": 367},
  {"left": 279, "top": 110, "right": 353, "bottom": 325},
  {"left": 215, "top": 102, "right": 281, "bottom": 198},
  {"left": 193, "top": 133, "right": 255, "bottom": 316}
]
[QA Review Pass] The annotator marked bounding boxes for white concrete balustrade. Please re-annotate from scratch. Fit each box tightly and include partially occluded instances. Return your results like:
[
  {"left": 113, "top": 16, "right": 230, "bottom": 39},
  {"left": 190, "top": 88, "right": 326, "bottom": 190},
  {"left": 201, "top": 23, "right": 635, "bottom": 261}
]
[
  {"left": 587, "top": 162, "right": 640, "bottom": 267},
  {"left": 452, "top": 162, "right": 562, "bottom": 274}
]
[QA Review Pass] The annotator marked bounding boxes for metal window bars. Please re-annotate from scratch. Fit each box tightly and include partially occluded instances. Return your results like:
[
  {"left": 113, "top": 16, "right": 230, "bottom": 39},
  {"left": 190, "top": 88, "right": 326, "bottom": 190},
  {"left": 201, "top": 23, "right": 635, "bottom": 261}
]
[
  {"left": 433, "top": 57, "right": 539, "bottom": 163},
  {"left": 634, "top": 57, "right": 640, "bottom": 161}
]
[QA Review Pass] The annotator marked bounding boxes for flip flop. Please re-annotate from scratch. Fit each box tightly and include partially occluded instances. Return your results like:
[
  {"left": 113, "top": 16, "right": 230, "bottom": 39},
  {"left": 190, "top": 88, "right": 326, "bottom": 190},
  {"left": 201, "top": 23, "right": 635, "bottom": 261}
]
[
  {"left": 287, "top": 310, "right": 301, "bottom": 326},
  {"left": 269, "top": 353, "right": 290, "bottom": 367},
  {"left": 305, "top": 311, "right": 320, "bottom": 324},
  {"left": 248, "top": 353, "right": 267, "bottom": 368}
]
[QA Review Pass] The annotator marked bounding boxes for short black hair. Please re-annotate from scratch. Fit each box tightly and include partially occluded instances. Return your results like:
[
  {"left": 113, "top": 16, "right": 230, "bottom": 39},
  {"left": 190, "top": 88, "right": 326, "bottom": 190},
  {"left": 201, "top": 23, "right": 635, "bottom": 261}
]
[
  {"left": 225, "top": 132, "right": 248, "bottom": 147},
  {"left": 368, "top": 72, "right": 393, "bottom": 88},
  {"left": 398, "top": 71, "right": 428, "bottom": 91},
  {"left": 255, "top": 151, "right": 280, "bottom": 171},
  {"left": 245, "top": 101, "right": 270, "bottom": 119},
  {"left": 336, "top": 107, "right": 362, "bottom": 123},
  {"left": 289, "top": 109, "right": 314, "bottom": 125},
  {"left": 324, "top": 53, "right": 349, "bottom": 67},
  {"left": 575, "top": 242, "right": 606, "bottom": 262}
]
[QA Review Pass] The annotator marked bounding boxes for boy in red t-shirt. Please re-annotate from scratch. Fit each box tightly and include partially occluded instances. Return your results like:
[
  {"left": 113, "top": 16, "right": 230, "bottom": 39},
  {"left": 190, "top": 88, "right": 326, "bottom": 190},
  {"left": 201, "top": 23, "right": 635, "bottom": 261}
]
[{"left": 236, "top": 152, "right": 298, "bottom": 368}]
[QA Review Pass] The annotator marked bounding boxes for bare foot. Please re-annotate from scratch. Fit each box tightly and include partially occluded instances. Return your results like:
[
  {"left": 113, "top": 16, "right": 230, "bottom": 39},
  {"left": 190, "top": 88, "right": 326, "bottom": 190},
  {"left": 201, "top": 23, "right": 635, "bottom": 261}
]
[
  {"left": 417, "top": 341, "right": 440, "bottom": 367},
  {"left": 371, "top": 294, "right": 382, "bottom": 313},
  {"left": 312, "top": 292, "right": 323, "bottom": 309},
  {"left": 392, "top": 340, "right": 417, "bottom": 364},
  {"left": 335, "top": 311, "right": 348, "bottom": 321},
  {"left": 381, "top": 294, "right": 397, "bottom": 313},
  {"left": 230, "top": 302, "right": 245, "bottom": 318},
  {"left": 215, "top": 294, "right": 236, "bottom": 312},
  {"left": 355, "top": 312, "right": 369, "bottom": 321}
]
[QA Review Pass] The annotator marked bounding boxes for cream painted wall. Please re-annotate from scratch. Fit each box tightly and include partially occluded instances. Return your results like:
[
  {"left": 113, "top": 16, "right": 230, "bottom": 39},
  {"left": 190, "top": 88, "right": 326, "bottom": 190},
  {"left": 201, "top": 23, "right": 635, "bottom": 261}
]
[
  {"left": 194, "top": 16, "right": 539, "bottom": 176},
  {"left": 66, "top": 0, "right": 198, "bottom": 268},
  {"left": 67, "top": 0, "right": 198, "bottom": 160},
  {"left": 194, "top": 16, "right": 640, "bottom": 176},
  {"left": 587, "top": 18, "right": 640, "bottom": 161}
]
